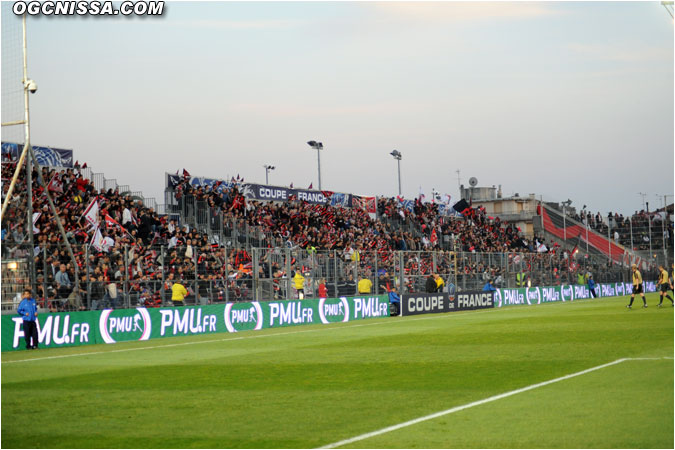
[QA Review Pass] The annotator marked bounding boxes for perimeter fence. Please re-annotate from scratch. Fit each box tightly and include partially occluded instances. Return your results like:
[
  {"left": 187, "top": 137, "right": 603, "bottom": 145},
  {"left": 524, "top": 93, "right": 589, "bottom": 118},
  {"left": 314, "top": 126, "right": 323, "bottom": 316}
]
[{"left": 2, "top": 242, "right": 640, "bottom": 313}]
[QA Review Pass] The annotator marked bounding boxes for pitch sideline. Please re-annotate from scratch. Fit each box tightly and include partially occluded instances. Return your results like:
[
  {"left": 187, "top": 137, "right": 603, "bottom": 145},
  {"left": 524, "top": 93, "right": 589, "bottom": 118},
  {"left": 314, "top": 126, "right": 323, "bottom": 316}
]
[{"left": 318, "top": 356, "right": 674, "bottom": 449}]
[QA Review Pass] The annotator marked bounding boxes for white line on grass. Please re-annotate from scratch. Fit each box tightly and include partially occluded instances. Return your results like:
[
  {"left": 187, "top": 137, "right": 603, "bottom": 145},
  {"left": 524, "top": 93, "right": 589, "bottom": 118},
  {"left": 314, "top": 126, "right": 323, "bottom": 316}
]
[
  {"left": 2, "top": 307, "right": 498, "bottom": 364},
  {"left": 318, "top": 357, "right": 672, "bottom": 449}
]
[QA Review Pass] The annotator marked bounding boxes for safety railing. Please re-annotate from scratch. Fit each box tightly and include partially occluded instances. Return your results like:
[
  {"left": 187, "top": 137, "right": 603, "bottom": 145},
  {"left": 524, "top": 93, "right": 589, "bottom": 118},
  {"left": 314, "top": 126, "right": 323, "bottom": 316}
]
[{"left": 1, "top": 242, "right": 647, "bottom": 313}]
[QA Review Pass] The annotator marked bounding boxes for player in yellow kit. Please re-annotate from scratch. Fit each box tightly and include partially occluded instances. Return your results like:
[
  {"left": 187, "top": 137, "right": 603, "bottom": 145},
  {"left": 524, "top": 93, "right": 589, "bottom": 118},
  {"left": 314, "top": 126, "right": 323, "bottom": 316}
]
[
  {"left": 627, "top": 264, "right": 647, "bottom": 309},
  {"left": 656, "top": 265, "right": 674, "bottom": 308}
]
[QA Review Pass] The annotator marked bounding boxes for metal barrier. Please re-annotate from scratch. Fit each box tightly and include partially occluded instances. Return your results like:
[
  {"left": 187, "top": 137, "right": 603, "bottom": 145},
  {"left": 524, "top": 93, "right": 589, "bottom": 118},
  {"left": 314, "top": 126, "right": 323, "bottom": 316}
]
[{"left": 1, "top": 242, "right": 649, "bottom": 313}]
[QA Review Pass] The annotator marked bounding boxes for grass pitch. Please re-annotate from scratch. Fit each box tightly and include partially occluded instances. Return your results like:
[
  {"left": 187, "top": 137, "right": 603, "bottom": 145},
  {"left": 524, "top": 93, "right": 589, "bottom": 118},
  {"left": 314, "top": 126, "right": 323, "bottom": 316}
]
[{"left": 2, "top": 294, "right": 673, "bottom": 448}]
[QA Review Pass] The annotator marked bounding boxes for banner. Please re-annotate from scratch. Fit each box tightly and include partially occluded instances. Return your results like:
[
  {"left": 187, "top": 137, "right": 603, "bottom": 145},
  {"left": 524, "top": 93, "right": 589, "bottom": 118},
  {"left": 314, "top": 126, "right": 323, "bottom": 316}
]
[
  {"left": 353, "top": 195, "right": 376, "bottom": 214},
  {"left": 2, "top": 295, "right": 389, "bottom": 352},
  {"left": 2, "top": 142, "right": 74, "bottom": 168},
  {"left": 239, "top": 183, "right": 353, "bottom": 207},
  {"left": 401, "top": 293, "right": 452, "bottom": 316},
  {"left": 494, "top": 282, "right": 658, "bottom": 308},
  {"left": 400, "top": 291, "right": 493, "bottom": 316}
]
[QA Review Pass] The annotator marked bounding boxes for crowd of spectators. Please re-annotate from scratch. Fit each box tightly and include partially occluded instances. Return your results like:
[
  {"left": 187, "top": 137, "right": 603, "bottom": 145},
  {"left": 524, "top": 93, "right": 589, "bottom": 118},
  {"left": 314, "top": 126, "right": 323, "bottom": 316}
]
[
  {"left": 4, "top": 159, "right": 637, "bottom": 310},
  {"left": 564, "top": 206, "right": 673, "bottom": 252}
]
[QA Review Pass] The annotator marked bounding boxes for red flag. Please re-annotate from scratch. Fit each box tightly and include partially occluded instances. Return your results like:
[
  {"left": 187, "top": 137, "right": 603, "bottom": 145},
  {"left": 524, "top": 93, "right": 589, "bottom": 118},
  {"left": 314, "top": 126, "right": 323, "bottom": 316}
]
[
  {"left": 290, "top": 183, "right": 294, "bottom": 188},
  {"left": 308, "top": 183, "right": 313, "bottom": 189},
  {"left": 430, "top": 228, "right": 438, "bottom": 245},
  {"left": 182, "top": 168, "right": 191, "bottom": 178},
  {"left": 47, "top": 174, "right": 64, "bottom": 193},
  {"left": 82, "top": 162, "right": 87, "bottom": 169}
]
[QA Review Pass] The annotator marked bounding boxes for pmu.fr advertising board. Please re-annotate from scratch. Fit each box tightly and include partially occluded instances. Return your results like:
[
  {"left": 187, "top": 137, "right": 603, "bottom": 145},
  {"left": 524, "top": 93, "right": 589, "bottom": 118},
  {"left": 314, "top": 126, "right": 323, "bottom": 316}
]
[
  {"left": 401, "top": 291, "right": 495, "bottom": 316},
  {"left": 2, "top": 295, "right": 390, "bottom": 352}
]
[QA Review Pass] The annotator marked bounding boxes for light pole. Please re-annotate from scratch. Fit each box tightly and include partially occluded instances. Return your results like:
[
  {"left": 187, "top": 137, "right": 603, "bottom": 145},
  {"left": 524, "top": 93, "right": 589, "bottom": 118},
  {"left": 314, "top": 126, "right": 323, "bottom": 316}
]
[
  {"left": 263, "top": 164, "right": 275, "bottom": 185},
  {"left": 390, "top": 150, "right": 402, "bottom": 196},
  {"left": 307, "top": 140, "right": 323, "bottom": 190},
  {"left": 561, "top": 199, "right": 572, "bottom": 242}
]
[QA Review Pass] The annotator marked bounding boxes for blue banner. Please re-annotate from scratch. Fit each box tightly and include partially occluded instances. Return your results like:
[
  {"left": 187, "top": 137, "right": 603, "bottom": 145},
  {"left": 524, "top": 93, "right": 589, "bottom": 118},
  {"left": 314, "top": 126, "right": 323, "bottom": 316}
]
[{"left": 2, "top": 142, "right": 73, "bottom": 168}]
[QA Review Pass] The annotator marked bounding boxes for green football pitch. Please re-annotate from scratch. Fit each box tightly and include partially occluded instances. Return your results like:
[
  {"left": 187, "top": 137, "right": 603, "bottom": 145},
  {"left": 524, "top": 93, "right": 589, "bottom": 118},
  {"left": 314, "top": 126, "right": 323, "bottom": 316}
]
[{"left": 2, "top": 294, "right": 673, "bottom": 449}]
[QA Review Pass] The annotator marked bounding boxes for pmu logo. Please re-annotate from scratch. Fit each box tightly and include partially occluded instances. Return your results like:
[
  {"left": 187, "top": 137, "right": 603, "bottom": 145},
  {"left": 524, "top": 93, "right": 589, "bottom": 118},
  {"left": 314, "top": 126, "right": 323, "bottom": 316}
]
[
  {"left": 526, "top": 287, "right": 540, "bottom": 305},
  {"left": 494, "top": 289, "right": 502, "bottom": 307},
  {"left": 560, "top": 285, "right": 574, "bottom": 302},
  {"left": 318, "top": 297, "right": 350, "bottom": 324},
  {"left": 99, "top": 308, "right": 151, "bottom": 344},
  {"left": 224, "top": 302, "right": 263, "bottom": 333}
]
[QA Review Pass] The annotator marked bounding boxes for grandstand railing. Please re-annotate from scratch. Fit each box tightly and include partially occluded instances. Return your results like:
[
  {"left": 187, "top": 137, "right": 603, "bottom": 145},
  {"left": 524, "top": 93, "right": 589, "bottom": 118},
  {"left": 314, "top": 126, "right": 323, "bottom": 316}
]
[
  {"left": 545, "top": 203, "right": 673, "bottom": 267},
  {"left": 1, "top": 243, "right": 642, "bottom": 313}
]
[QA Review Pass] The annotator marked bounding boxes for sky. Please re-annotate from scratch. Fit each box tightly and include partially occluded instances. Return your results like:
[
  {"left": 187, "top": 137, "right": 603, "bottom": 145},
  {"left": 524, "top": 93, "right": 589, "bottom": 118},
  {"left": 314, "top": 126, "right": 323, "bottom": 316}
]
[{"left": 1, "top": 1, "right": 673, "bottom": 216}]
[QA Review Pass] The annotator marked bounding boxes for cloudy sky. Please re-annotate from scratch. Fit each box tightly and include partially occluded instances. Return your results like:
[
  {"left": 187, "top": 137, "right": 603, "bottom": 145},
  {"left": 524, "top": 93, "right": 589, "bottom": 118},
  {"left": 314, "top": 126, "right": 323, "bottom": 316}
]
[{"left": 2, "top": 1, "right": 673, "bottom": 215}]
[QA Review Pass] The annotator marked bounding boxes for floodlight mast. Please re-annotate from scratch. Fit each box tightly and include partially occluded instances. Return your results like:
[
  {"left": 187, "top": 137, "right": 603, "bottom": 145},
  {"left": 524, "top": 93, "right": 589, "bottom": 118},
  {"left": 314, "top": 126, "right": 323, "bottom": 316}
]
[
  {"left": 0, "top": 13, "right": 80, "bottom": 297},
  {"left": 307, "top": 141, "right": 323, "bottom": 190},
  {"left": 390, "top": 150, "right": 402, "bottom": 196},
  {"left": 263, "top": 164, "right": 275, "bottom": 185}
]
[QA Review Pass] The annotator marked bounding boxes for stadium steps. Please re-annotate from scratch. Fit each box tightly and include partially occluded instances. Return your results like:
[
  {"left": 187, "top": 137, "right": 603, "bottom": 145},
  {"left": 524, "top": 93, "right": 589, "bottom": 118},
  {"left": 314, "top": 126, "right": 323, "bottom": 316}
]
[{"left": 540, "top": 204, "right": 637, "bottom": 265}]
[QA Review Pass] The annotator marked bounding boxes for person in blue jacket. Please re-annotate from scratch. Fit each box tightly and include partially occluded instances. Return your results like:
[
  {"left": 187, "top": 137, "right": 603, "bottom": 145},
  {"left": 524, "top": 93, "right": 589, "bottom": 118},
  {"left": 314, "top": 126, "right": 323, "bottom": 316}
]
[
  {"left": 587, "top": 275, "right": 597, "bottom": 298},
  {"left": 17, "top": 289, "right": 39, "bottom": 350},
  {"left": 482, "top": 280, "right": 496, "bottom": 292},
  {"left": 388, "top": 287, "right": 401, "bottom": 316}
]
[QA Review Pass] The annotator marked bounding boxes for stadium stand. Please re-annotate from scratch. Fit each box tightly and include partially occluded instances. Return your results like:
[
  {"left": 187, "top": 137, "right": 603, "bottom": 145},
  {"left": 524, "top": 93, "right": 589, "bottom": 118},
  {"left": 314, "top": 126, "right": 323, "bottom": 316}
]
[{"left": 2, "top": 150, "right": 667, "bottom": 311}]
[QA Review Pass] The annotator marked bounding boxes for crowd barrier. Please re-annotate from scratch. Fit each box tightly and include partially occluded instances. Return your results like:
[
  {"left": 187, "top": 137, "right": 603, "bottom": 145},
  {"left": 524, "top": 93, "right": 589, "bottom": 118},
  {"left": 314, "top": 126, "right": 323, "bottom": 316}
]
[{"left": 2, "top": 295, "right": 390, "bottom": 352}]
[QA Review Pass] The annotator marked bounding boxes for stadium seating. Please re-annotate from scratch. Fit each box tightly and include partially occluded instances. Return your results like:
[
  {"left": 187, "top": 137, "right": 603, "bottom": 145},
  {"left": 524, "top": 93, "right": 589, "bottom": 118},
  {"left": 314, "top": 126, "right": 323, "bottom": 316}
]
[{"left": 3, "top": 157, "right": 660, "bottom": 311}]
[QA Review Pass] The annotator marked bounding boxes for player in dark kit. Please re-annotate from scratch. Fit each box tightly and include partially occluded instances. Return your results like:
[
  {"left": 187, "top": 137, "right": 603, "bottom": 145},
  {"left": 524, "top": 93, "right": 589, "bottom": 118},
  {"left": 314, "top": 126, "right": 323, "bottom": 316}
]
[
  {"left": 627, "top": 264, "right": 647, "bottom": 309},
  {"left": 656, "top": 265, "right": 674, "bottom": 308}
]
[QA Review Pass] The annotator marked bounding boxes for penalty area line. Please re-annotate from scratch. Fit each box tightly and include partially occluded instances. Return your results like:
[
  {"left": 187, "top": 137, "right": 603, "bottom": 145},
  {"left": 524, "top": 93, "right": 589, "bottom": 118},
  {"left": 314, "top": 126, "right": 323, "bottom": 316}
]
[{"left": 318, "top": 357, "right": 672, "bottom": 449}]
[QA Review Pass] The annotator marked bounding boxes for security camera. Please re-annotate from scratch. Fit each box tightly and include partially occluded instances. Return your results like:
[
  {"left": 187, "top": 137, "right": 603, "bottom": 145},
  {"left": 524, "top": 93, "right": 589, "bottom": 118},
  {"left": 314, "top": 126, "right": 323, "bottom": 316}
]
[{"left": 25, "top": 79, "right": 37, "bottom": 94}]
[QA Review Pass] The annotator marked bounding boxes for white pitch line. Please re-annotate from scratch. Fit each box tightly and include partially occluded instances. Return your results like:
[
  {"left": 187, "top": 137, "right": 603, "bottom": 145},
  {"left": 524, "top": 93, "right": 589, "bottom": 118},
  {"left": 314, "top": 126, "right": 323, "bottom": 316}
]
[
  {"left": 318, "top": 357, "right": 673, "bottom": 449},
  {"left": 1, "top": 308, "right": 498, "bottom": 364}
]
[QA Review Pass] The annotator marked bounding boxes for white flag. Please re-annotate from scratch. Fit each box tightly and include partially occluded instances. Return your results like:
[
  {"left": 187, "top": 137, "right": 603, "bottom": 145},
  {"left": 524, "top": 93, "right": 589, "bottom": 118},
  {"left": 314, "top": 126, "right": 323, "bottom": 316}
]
[
  {"left": 82, "top": 197, "right": 100, "bottom": 228},
  {"left": 32, "top": 212, "right": 41, "bottom": 234},
  {"left": 90, "top": 227, "right": 104, "bottom": 252}
]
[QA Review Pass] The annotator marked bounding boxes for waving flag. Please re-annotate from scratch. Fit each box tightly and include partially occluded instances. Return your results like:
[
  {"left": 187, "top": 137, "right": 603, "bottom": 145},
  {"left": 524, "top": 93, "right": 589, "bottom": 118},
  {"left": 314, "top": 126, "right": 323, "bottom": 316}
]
[
  {"left": 82, "top": 197, "right": 100, "bottom": 228},
  {"left": 47, "top": 174, "right": 64, "bottom": 193},
  {"left": 32, "top": 212, "right": 41, "bottom": 234},
  {"left": 90, "top": 227, "right": 104, "bottom": 252}
]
